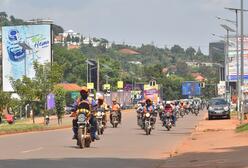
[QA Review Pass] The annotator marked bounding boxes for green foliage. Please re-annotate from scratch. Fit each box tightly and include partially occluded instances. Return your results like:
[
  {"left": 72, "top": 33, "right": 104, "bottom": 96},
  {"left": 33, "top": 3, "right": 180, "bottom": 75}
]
[
  {"left": 53, "top": 86, "right": 66, "bottom": 125},
  {"left": 236, "top": 123, "right": 248, "bottom": 132},
  {"left": 0, "top": 90, "right": 11, "bottom": 114}
]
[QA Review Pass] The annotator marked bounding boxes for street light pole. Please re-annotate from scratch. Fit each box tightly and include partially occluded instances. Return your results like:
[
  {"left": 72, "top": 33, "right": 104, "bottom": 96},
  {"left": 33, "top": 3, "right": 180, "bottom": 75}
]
[
  {"left": 225, "top": 7, "right": 248, "bottom": 121},
  {"left": 221, "top": 24, "right": 235, "bottom": 102},
  {"left": 97, "top": 59, "right": 100, "bottom": 92},
  {"left": 240, "top": 0, "right": 244, "bottom": 123}
]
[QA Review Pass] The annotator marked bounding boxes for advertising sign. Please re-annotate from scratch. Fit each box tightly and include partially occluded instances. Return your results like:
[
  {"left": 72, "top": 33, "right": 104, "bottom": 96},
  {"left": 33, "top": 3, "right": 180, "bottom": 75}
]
[
  {"left": 182, "top": 81, "right": 201, "bottom": 96},
  {"left": 2, "top": 25, "right": 51, "bottom": 91},
  {"left": 144, "top": 84, "right": 159, "bottom": 103},
  {"left": 217, "top": 81, "right": 226, "bottom": 96},
  {"left": 117, "top": 81, "right": 124, "bottom": 89},
  {"left": 103, "top": 84, "right": 111, "bottom": 90},
  {"left": 228, "top": 36, "right": 248, "bottom": 81},
  {"left": 47, "top": 93, "right": 55, "bottom": 110},
  {"left": 87, "top": 82, "right": 94, "bottom": 89}
]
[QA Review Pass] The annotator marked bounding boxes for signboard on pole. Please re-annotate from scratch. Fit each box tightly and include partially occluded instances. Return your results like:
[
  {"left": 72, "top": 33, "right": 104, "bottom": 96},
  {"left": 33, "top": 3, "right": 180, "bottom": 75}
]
[
  {"left": 103, "top": 84, "right": 111, "bottom": 90},
  {"left": 117, "top": 81, "right": 124, "bottom": 89},
  {"left": 2, "top": 25, "right": 51, "bottom": 91},
  {"left": 228, "top": 36, "right": 248, "bottom": 81},
  {"left": 217, "top": 81, "right": 226, "bottom": 96},
  {"left": 144, "top": 84, "right": 159, "bottom": 103},
  {"left": 87, "top": 83, "right": 94, "bottom": 89}
]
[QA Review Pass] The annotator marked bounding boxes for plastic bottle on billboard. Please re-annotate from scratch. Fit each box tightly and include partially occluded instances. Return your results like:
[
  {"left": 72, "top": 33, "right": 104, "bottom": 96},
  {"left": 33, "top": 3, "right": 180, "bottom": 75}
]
[{"left": 6, "top": 29, "right": 26, "bottom": 79}]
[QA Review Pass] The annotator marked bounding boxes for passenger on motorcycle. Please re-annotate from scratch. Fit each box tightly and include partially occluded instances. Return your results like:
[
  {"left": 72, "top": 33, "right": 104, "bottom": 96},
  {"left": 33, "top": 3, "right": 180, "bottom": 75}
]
[
  {"left": 71, "top": 86, "right": 99, "bottom": 141},
  {"left": 110, "top": 98, "right": 122, "bottom": 124},
  {"left": 96, "top": 95, "right": 108, "bottom": 126}
]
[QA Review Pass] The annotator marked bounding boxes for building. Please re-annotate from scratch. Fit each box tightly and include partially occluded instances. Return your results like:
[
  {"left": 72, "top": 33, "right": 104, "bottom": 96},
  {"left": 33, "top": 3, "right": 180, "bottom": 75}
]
[{"left": 209, "top": 41, "right": 225, "bottom": 62}]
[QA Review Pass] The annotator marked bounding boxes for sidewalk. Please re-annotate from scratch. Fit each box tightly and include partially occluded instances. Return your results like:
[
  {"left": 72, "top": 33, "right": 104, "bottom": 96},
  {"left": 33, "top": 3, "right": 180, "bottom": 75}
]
[{"left": 160, "top": 114, "right": 248, "bottom": 168}]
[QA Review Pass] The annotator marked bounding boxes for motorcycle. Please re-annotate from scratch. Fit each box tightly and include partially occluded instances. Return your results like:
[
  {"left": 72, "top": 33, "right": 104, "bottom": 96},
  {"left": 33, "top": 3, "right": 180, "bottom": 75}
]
[
  {"left": 137, "top": 109, "right": 144, "bottom": 128},
  {"left": 77, "top": 113, "right": 92, "bottom": 149},
  {"left": 111, "top": 111, "right": 119, "bottom": 128},
  {"left": 174, "top": 107, "right": 180, "bottom": 120},
  {"left": 45, "top": 115, "right": 50, "bottom": 126},
  {"left": 192, "top": 104, "right": 200, "bottom": 116},
  {"left": 144, "top": 112, "right": 152, "bottom": 135},
  {"left": 179, "top": 107, "right": 185, "bottom": 117},
  {"left": 151, "top": 110, "right": 157, "bottom": 129},
  {"left": 96, "top": 109, "right": 105, "bottom": 135},
  {"left": 162, "top": 112, "right": 173, "bottom": 131}
]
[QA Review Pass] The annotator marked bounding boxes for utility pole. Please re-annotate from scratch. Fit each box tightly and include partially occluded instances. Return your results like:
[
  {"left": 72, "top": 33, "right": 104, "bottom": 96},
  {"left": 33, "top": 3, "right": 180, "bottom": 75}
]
[
  {"left": 225, "top": 7, "right": 248, "bottom": 121},
  {"left": 240, "top": 0, "right": 244, "bottom": 123},
  {"left": 97, "top": 59, "right": 100, "bottom": 92}
]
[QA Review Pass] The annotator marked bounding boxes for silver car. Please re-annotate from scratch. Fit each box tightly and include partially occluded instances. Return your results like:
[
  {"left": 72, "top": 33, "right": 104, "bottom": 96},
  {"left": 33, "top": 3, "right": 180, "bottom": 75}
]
[{"left": 208, "top": 98, "right": 230, "bottom": 120}]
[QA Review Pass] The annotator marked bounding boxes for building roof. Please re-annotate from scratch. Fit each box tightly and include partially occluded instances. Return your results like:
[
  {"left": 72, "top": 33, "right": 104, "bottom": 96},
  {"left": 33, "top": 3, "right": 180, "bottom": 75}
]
[
  {"left": 119, "top": 48, "right": 141, "bottom": 55},
  {"left": 191, "top": 73, "right": 205, "bottom": 82},
  {"left": 56, "top": 83, "right": 82, "bottom": 91}
]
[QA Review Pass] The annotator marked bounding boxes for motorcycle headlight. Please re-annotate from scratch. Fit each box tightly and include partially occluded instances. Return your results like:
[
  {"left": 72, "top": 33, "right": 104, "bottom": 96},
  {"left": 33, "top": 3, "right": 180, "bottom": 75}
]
[
  {"left": 97, "top": 112, "right": 101, "bottom": 117},
  {"left": 224, "top": 106, "right": 229, "bottom": 111},
  {"left": 209, "top": 106, "right": 214, "bottom": 111},
  {"left": 145, "top": 113, "right": 150, "bottom": 117}
]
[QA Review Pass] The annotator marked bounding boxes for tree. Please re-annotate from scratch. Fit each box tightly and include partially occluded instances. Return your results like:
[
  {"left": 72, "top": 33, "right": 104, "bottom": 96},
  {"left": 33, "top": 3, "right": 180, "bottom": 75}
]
[
  {"left": 171, "top": 45, "right": 185, "bottom": 54},
  {"left": 33, "top": 62, "right": 64, "bottom": 117},
  {"left": 0, "top": 90, "right": 11, "bottom": 115},
  {"left": 185, "top": 47, "right": 196, "bottom": 60},
  {"left": 53, "top": 86, "right": 66, "bottom": 125},
  {"left": 11, "top": 76, "right": 38, "bottom": 123},
  {"left": 52, "top": 24, "right": 64, "bottom": 36},
  {"left": 66, "top": 34, "right": 71, "bottom": 42},
  {"left": 196, "top": 47, "right": 203, "bottom": 56},
  {"left": 176, "top": 61, "right": 190, "bottom": 76}
]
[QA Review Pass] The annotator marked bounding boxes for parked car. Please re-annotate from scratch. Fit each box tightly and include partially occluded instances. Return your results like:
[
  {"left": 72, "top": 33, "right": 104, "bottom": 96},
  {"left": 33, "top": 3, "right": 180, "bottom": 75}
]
[
  {"left": 208, "top": 98, "right": 230, "bottom": 120},
  {"left": 65, "top": 105, "right": 74, "bottom": 114}
]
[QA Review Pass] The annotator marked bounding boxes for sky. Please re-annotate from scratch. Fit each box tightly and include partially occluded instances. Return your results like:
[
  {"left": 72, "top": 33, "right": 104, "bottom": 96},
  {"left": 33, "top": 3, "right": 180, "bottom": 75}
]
[{"left": 0, "top": 0, "right": 248, "bottom": 54}]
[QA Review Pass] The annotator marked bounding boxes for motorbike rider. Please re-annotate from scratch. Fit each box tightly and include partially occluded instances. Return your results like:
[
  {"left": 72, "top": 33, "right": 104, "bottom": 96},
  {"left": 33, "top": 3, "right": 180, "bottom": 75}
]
[
  {"left": 137, "top": 100, "right": 146, "bottom": 118},
  {"left": 143, "top": 98, "right": 156, "bottom": 127},
  {"left": 164, "top": 101, "right": 176, "bottom": 125},
  {"left": 110, "top": 98, "right": 122, "bottom": 124},
  {"left": 71, "top": 86, "right": 99, "bottom": 141},
  {"left": 96, "top": 95, "right": 108, "bottom": 126}
]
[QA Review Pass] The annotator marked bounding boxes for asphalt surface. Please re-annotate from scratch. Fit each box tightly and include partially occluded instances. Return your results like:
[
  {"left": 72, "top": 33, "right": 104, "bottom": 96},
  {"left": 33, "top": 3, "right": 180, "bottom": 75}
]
[{"left": 0, "top": 110, "right": 204, "bottom": 168}]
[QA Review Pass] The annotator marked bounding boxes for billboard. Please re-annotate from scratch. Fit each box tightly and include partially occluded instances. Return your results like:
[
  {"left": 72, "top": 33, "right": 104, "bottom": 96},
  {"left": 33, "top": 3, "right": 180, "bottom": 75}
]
[
  {"left": 182, "top": 81, "right": 201, "bottom": 96},
  {"left": 228, "top": 36, "right": 248, "bottom": 81},
  {"left": 2, "top": 25, "right": 51, "bottom": 91},
  {"left": 144, "top": 84, "right": 159, "bottom": 103}
]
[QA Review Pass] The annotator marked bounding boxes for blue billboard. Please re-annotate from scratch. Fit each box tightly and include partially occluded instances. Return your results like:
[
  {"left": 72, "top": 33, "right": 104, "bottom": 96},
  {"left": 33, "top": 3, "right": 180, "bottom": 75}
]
[
  {"left": 182, "top": 81, "right": 201, "bottom": 96},
  {"left": 2, "top": 25, "right": 51, "bottom": 91}
]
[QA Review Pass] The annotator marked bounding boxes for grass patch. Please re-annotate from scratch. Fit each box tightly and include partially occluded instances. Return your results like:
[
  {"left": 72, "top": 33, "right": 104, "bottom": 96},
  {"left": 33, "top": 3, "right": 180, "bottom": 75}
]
[
  {"left": 0, "top": 123, "right": 71, "bottom": 135},
  {"left": 236, "top": 123, "right": 248, "bottom": 133},
  {"left": 0, "top": 123, "right": 45, "bottom": 135}
]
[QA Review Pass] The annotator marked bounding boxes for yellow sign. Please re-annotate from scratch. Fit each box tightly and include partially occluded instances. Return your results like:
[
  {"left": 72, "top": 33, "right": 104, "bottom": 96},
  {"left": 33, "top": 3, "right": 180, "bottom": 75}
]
[
  {"left": 117, "top": 81, "right": 124, "bottom": 89},
  {"left": 87, "top": 83, "right": 94, "bottom": 89},
  {"left": 103, "top": 84, "right": 111, "bottom": 90}
]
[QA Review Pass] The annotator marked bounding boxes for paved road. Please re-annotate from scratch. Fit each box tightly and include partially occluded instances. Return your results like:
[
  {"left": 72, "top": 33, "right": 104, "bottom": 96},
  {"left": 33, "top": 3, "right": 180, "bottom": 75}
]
[{"left": 0, "top": 110, "right": 204, "bottom": 168}]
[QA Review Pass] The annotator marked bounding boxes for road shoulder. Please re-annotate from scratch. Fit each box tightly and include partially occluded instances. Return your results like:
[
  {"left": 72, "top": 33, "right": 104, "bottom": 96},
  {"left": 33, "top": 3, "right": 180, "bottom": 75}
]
[{"left": 160, "top": 115, "right": 248, "bottom": 168}]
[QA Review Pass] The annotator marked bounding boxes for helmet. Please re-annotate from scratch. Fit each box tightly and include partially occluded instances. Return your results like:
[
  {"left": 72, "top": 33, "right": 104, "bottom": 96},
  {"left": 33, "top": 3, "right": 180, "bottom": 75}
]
[
  {"left": 80, "top": 86, "right": 89, "bottom": 94},
  {"left": 146, "top": 98, "right": 152, "bottom": 104},
  {"left": 98, "top": 95, "right": 104, "bottom": 101}
]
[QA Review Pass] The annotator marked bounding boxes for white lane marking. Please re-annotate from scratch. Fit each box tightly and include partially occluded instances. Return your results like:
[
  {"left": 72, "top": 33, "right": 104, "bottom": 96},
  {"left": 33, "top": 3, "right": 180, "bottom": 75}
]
[{"left": 20, "top": 147, "right": 43, "bottom": 154}]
